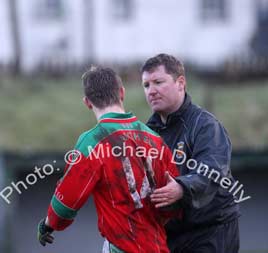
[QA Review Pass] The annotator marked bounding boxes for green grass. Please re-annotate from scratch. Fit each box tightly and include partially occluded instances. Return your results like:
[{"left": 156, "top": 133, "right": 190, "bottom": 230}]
[
  {"left": 0, "top": 75, "right": 268, "bottom": 151},
  {"left": 211, "top": 84, "right": 268, "bottom": 149}
]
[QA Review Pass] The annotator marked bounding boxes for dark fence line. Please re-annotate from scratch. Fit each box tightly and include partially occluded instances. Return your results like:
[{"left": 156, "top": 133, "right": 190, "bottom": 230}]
[
  {"left": 194, "top": 52, "right": 268, "bottom": 83},
  {"left": 1, "top": 51, "right": 268, "bottom": 83},
  {"left": 0, "top": 60, "right": 144, "bottom": 83}
]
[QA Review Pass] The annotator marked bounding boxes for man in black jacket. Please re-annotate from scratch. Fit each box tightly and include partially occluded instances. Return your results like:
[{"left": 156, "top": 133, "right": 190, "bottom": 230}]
[{"left": 141, "top": 54, "right": 240, "bottom": 253}]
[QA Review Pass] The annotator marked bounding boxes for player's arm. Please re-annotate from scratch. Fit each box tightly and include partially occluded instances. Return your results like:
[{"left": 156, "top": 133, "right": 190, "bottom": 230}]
[
  {"left": 38, "top": 150, "right": 101, "bottom": 246},
  {"left": 47, "top": 153, "right": 101, "bottom": 230}
]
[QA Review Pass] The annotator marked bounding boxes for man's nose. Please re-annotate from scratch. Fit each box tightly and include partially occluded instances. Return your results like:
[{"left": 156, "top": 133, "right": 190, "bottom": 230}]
[{"left": 148, "top": 84, "right": 157, "bottom": 95}]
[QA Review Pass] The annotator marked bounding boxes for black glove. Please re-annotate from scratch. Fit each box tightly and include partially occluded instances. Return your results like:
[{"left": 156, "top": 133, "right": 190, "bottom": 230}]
[{"left": 37, "top": 218, "right": 54, "bottom": 246}]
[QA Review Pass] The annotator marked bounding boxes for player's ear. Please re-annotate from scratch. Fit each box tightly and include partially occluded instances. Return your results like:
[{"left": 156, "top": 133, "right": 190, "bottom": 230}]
[
  {"left": 83, "top": 96, "right": 93, "bottom": 110},
  {"left": 176, "top": 75, "right": 186, "bottom": 92},
  {"left": 119, "top": 86, "right": 125, "bottom": 102}
]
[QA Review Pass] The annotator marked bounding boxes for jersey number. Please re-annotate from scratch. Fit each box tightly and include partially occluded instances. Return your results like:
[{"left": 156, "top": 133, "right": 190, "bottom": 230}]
[{"left": 122, "top": 156, "right": 156, "bottom": 209}]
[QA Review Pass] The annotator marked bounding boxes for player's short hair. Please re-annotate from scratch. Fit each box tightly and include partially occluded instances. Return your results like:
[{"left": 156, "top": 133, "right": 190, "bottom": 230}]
[
  {"left": 82, "top": 66, "right": 123, "bottom": 109},
  {"left": 141, "top": 53, "right": 185, "bottom": 80}
]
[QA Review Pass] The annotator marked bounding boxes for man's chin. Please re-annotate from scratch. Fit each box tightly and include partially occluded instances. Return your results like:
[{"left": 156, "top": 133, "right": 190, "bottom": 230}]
[
  {"left": 152, "top": 107, "right": 163, "bottom": 114},
  {"left": 149, "top": 103, "right": 167, "bottom": 114}
]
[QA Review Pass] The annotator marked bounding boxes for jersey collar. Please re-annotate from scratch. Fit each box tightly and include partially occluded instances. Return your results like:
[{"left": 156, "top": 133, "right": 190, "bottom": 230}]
[{"left": 99, "top": 112, "right": 137, "bottom": 123}]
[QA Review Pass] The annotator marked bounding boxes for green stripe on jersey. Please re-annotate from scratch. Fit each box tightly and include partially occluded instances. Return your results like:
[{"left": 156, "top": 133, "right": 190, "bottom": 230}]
[
  {"left": 110, "top": 242, "right": 125, "bottom": 253},
  {"left": 51, "top": 195, "right": 77, "bottom": 220}
]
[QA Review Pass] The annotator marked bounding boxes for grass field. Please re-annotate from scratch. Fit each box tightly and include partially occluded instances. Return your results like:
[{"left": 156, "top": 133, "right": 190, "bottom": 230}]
[{"left": 0, "top": 74, "right": 268, "bottom": 151}]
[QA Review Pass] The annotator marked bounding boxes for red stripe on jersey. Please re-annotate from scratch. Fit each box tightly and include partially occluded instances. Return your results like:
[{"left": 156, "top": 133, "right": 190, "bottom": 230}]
[{"left": 99, "top": 116, "right": 137, "bottom": 123}]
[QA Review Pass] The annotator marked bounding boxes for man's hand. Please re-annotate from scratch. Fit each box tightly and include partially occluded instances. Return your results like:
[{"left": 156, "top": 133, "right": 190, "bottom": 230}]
[
  {"left": 151, "top": 172, "right": 184, "bottom": 208},
  {"left": 37, "top": 218, "right": 54, "bottom": 246}
]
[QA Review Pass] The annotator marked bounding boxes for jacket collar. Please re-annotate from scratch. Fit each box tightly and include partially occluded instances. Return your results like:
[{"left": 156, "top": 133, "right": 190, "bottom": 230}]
[{"left": 147, "top": 93, "right": 192, "bottom": 128}]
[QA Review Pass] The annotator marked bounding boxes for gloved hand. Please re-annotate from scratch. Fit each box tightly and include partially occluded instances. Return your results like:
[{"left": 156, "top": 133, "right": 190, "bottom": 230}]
[{"left": 37, "top": 218, "right": 54, "bottom": 246}]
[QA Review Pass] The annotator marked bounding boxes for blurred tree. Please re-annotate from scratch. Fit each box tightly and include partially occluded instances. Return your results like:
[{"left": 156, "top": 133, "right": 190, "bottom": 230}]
[{"left": 9, "top": 0, "right": 21, "bottom": 74}]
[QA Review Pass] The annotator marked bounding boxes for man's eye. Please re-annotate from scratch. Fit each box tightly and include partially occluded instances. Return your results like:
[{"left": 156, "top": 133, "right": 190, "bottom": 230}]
[
  {"left": 143, "top": 83, "right": 149, "bottom": 88},
  {"left": 155, "top": 80, "right": 162, "bottom": 84}
]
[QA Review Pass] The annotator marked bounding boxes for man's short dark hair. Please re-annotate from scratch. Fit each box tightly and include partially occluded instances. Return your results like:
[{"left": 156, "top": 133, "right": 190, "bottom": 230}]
[
  {"left": 141, "top": 53, "right": 185, "bottom": 80},
  {"left": 82, "top": 66, "right": 123, "bottom": 109}
]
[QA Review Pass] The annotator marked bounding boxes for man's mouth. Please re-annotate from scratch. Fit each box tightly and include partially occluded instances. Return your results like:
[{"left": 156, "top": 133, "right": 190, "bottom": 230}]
[{"left": 150, "top": 98, "right": 161, "bottom": 103}]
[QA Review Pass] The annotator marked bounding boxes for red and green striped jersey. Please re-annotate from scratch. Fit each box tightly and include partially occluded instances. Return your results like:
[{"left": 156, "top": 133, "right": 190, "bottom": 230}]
[{"left": 47, "top": 112, "right": 180, "bottom": 253}]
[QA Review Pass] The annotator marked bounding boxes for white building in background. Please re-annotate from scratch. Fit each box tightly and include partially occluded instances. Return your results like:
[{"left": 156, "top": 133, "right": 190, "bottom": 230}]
[{"left": 0, "top": 0, "right": 267, "bottom": 72}]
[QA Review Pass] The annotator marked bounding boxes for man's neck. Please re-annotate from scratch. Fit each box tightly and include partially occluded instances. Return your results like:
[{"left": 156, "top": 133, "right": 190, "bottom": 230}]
[
  {"left": 95, "top": 105, "right": 125, "bottom": 120},
  {"left": 160, "top": 113, "right": 169, "bottom": 124}
]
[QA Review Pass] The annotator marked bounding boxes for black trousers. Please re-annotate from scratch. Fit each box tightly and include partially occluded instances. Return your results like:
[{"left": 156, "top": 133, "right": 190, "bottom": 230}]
[{"left": 168, "top": 218, "right": 240, "bottom": 253}]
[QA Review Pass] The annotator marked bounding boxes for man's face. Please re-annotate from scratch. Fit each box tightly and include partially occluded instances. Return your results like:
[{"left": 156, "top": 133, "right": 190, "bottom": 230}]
[{"left": 142, "top": 65, "right": 185, "bottom": 118}]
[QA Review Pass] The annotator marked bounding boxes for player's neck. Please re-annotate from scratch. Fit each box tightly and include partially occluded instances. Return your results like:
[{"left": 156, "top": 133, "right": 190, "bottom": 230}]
[{"left": 95, "top": 105, "right": 125, "bottom": 121}]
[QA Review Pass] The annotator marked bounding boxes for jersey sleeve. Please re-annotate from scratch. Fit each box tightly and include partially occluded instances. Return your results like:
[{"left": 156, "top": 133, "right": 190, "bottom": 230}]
[{"left": 46, "top": 150, "right": 102, "bottom": 231}]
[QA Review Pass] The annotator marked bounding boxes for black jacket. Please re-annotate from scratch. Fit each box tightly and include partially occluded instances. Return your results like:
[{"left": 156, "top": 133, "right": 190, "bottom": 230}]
[{"left": 147, "top": 93, "right": 240, "bottom": 235}]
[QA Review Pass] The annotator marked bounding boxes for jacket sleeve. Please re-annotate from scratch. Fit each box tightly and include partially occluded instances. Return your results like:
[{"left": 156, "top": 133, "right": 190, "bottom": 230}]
[
  {"left": 46, "top": 151, "right": 102, "bottom": 230},
  {"left": 175, "top": 112, "right": 232, "bottom": 209}
]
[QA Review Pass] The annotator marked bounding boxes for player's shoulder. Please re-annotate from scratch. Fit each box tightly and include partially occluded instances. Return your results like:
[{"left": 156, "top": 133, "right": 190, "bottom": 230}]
[
  {"left": 74, "top": 124, "right": 101, "bottom": 156},
  {"left": 136, "top": 120, "right": 160, "bottom": 138}
]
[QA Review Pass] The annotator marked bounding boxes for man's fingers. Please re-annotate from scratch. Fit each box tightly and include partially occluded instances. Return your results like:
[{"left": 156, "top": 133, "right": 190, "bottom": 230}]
[
  {"left": 152, "top": 188, "right": 165, "bottom": 194},
  {"left": 151, "top": 196, "right": 167, "bottom": 203},
  {"left": 151, "top": 187, "right": 171, "bottom": 203},
  {"left": 151, "top": 194, "right": 169, "bottom": 202},
  {"left": 155, "top": 201, "right": 170, "bottom": 208},
  {"left": 151, "top": 186, "right": 169, "bottom": 195},
  {"left": 150, "top": 174, "right": 182, "bottom": 206},
  {"left": 151, "top": 191, "right": 169, "bottom": 198}
]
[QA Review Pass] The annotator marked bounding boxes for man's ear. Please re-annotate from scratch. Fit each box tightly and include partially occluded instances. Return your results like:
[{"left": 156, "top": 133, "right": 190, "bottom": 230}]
[
  {"left": 83, "top": 96, "right": 93, "bottom": 109},
  {"left": 176, "top": 75, "right": 186, "bottom": 92},
  {"left": 119, "top": 86, "right": 125, "bottom": 102}
]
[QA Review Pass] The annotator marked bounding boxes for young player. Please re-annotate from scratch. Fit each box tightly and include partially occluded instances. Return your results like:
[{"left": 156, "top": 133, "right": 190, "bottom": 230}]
[{"left": 37, "top": 66, "right": 181, "bottom": 253}]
